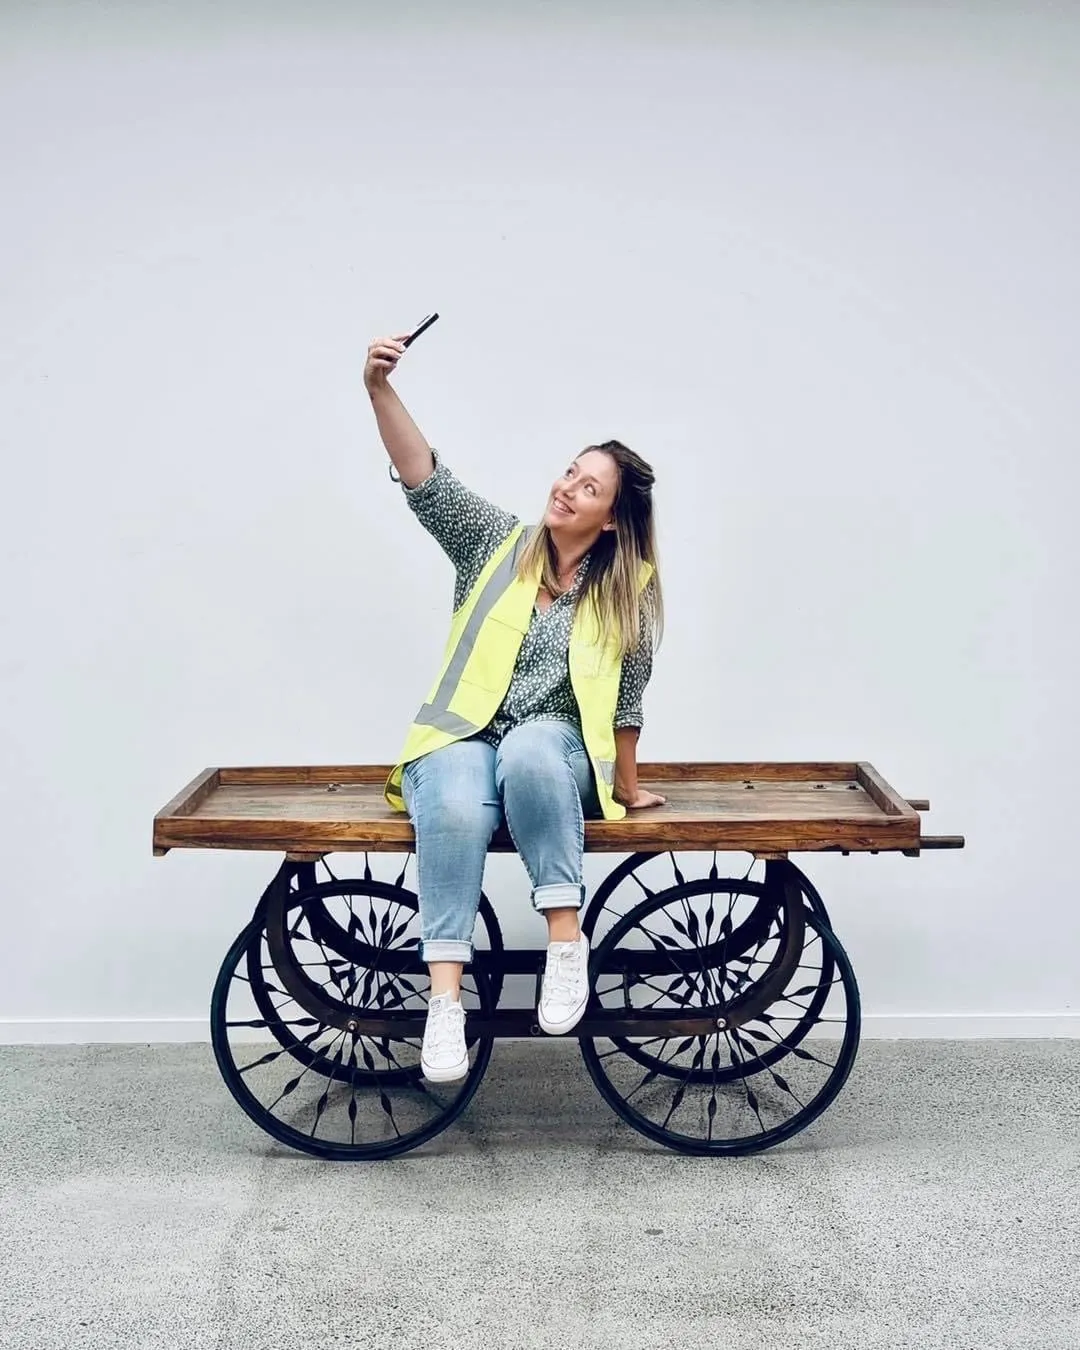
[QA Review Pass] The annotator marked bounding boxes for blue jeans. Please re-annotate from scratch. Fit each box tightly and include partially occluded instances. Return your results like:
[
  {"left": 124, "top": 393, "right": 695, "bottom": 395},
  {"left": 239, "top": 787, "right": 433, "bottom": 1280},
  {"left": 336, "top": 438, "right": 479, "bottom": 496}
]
[{"left": 401, "top": 719, "right": 601, "bottom": 964}]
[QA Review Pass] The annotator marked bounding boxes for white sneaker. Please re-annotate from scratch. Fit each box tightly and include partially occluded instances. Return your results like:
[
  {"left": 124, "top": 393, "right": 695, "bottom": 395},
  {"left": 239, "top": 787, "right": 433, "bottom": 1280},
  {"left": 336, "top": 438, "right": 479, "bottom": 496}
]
[
  {"left": 538, "top": 932, "right": 591, "bottom": 1035},
  {"left": 421, "top": 994, "right": 469, "bottom": 1083}
]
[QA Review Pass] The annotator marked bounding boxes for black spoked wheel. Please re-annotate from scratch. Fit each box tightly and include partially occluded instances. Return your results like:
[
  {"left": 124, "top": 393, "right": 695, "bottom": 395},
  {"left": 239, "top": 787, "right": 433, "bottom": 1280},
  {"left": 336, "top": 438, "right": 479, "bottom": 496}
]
[
  {"left": 580, "top": 881, "right": 860, "bottom": 1156},
  {"left": 210, "top": 869, "right": 497, "bottom": 1160},
  {"left": 583, "top": 852, "right": 832, "bottom": 949}
]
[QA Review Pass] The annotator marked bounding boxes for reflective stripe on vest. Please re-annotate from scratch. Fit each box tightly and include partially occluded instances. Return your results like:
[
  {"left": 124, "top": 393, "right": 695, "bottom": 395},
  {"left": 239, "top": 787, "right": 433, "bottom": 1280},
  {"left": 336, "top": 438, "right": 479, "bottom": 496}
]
[{"left": 414, "top": 528, "right": 531, "bottom": 737}]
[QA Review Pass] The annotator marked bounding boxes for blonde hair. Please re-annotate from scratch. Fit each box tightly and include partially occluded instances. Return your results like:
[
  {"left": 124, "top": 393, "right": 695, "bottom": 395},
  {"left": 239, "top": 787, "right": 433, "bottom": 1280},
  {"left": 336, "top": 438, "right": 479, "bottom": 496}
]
[{"left": 517, "top": 440, "right": 663, "bottom": 657}]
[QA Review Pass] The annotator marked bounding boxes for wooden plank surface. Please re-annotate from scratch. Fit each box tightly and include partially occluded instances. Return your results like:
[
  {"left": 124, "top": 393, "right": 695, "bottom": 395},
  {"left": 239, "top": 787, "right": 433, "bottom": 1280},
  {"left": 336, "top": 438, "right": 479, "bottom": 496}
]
[
  {"left": 210, "top": 762, "right": 860, "bottom": 786},
  {"left": 154, "top": 762, "right": 922, "bottom": 855}
]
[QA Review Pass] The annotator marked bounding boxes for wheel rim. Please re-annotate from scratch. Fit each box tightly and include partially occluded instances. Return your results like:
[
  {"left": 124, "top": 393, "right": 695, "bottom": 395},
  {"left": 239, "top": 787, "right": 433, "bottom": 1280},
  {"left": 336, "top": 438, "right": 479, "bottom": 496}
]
[{"left": 581, "top": 887, "right": 860, "bottom": 1156}]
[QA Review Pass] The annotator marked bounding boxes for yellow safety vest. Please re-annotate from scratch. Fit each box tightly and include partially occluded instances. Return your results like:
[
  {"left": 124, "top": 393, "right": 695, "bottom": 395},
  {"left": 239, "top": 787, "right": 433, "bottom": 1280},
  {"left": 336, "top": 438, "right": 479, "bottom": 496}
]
[{"left": 385, "top": 525, "right": 652, "bottom": 822}]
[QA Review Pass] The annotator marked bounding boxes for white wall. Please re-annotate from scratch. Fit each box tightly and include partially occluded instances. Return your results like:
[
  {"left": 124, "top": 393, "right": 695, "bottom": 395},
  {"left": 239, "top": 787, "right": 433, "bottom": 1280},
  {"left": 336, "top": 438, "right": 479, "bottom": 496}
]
[{"left": 2, "top": 1, "right": 1077, "bottom": 1039}]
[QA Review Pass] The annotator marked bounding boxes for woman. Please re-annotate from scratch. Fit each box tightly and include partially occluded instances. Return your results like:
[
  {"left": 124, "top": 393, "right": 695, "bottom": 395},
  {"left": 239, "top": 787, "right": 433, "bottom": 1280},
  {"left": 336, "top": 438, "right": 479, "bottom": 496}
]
[{"left": 364, "top": 331, "right": 666, "bottom": 1084}]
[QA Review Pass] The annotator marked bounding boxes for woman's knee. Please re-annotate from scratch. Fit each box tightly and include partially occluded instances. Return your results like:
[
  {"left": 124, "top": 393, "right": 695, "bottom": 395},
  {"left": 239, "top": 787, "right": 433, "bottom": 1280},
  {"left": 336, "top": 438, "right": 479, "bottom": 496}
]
[
  {"left": 404, "top": 740, "right": 499, "bottom": 827},
  {"left": 408, "top": 771, "right": 500, "bottom": 840},
  {"left": 495, "top": 721, "right": 579, "bottom": 789},
  {"left": 428, "top": 792, "right": 500, "bottom": 841}
]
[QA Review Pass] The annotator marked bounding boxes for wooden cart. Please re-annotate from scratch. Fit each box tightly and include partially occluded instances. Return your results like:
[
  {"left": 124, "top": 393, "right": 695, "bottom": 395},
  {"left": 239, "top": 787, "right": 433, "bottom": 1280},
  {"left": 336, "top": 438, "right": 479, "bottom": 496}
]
[{"left": 153, "top": 761, "right": 963, "bottom": 1160}]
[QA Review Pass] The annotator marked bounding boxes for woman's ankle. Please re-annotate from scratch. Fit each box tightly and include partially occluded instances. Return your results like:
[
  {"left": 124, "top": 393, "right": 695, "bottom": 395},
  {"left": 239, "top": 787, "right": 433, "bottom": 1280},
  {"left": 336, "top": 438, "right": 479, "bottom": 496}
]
[
  {"left": 545, "top": 907, "right": 582, "bottom": 944},
  {"left": 428, "top": 960, "right": 464, "bottom": 1001}
]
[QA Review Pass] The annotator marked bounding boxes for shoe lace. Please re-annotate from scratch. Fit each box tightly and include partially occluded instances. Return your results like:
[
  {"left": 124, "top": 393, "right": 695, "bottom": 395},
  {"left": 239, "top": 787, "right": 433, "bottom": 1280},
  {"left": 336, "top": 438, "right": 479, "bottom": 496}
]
[
  {"left": 428, "top": 998, "right": 465, "bottom": 1051},
  {"left": 545, "top": 942, "right": 584, "bottom": 1000}
]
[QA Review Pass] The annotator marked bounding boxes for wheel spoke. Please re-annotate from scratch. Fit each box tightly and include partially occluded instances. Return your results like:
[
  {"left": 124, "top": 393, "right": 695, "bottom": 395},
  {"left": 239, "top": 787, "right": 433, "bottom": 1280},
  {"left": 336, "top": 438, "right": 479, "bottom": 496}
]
[
  {"left": 707, "top": 1036, "right": 721, "bottom": 1142},
  {"left": 227, "top": 1014, "right": 320, "bottom": 1031},
  {"left": 623, "top": 1038, "right": 691, "bottom": 1102},
  {"left": 722, "top": 1028, "right": 767, "bottom": 1134},
  {"left": 629, "top": 867, "right": 654, "bottom": 897},
  {"left": 659, "top": 1041, "right": 707, "bottom": 1129},
  {"left": 266, "top": 1025, "right": 348, "bottom": 1112}
]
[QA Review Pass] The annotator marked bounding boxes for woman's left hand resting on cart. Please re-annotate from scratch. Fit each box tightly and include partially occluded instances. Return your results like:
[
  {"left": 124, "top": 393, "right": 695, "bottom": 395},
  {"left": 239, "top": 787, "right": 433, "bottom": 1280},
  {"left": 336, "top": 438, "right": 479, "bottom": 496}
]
[
  {"left": 614, "top": 727, "right": 666, "bottom": 809},
  {"left": 616, "top": 787, "right": 667, "bottom": 809}
]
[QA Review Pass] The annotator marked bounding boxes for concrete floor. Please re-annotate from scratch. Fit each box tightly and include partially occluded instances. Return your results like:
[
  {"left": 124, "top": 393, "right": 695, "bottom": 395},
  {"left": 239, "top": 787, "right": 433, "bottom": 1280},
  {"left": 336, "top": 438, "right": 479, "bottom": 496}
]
[{"left": 0, "top": 1039, "right": 1078, "bottom": 1350}]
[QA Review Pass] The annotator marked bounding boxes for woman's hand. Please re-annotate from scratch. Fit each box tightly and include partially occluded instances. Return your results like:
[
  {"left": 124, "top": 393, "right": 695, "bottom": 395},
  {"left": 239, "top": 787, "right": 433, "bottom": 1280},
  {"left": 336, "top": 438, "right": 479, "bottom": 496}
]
[
  {"left": 363, "top": 335, "right": 409, "bottom": 395},
  {"left": 615, "top": 788, "right": 667, "bottom": 810}
]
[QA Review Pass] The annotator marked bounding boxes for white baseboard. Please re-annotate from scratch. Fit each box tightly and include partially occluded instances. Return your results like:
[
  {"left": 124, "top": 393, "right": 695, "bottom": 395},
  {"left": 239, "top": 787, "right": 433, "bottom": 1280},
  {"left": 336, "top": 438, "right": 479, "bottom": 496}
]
[
  {"left": 0, "top": 1019, "right": 214, "bottom": 1045},
  {"left": 860, "top": 1014, "right": 1080, "bottom": 1039},
  {"left": 0, "top": 1014, "right": 1077, "bottom": 1045}
]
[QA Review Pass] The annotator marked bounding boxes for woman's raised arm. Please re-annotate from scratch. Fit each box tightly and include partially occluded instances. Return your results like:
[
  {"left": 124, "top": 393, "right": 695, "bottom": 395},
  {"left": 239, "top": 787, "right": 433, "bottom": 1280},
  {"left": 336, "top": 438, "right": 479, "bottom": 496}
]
[{"left": 363, "top": 334, "right": 435, "bottom": 488}]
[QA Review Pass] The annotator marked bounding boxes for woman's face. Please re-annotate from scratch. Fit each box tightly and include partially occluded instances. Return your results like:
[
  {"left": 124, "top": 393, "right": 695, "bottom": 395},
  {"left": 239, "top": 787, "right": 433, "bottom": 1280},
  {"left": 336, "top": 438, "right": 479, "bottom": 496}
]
[{"left": 544, "top": 449, "right": 619, "bottom": 539}]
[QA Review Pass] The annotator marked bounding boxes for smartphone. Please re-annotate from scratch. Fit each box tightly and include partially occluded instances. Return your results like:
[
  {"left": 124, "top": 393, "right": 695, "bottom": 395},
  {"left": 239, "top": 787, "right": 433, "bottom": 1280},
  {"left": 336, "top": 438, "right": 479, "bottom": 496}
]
[{"left": 402, "top": 312, "right": 439, "bottom": 348}]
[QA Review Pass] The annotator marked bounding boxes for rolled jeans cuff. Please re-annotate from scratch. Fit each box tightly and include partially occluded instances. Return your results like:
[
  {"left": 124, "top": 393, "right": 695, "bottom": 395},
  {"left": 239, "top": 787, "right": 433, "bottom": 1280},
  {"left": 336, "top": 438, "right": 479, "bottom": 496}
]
[
  {"left": 532, "top": 882, "right": 586, "bottom": 913},
  {"left": 420, "top": 939, "right": 474, "bottom": 964}
]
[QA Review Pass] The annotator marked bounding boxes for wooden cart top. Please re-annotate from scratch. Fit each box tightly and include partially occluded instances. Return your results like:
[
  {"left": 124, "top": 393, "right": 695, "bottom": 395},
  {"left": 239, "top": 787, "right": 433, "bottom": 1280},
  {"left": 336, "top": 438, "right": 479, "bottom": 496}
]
[{"left": 153, "top": 762, "right": 961, "bottom": 858}]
